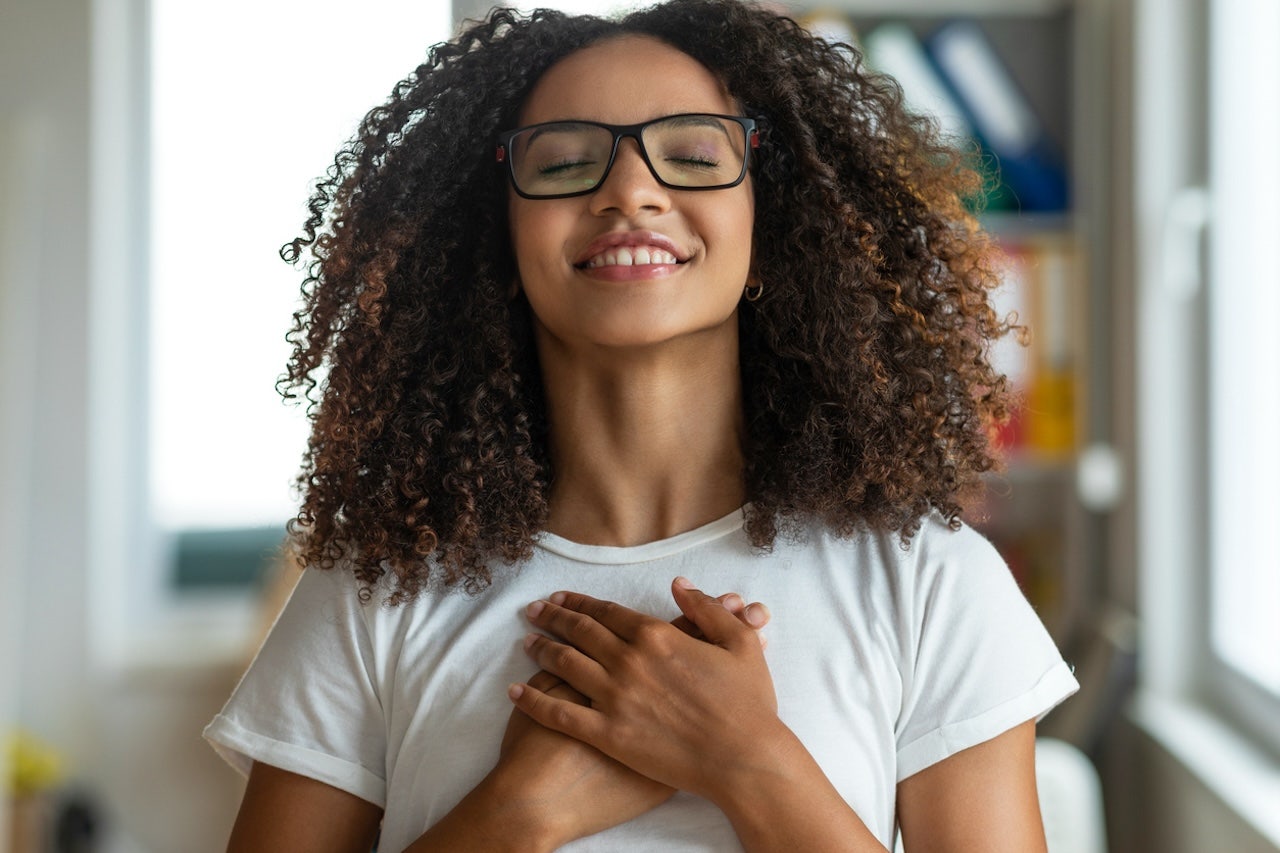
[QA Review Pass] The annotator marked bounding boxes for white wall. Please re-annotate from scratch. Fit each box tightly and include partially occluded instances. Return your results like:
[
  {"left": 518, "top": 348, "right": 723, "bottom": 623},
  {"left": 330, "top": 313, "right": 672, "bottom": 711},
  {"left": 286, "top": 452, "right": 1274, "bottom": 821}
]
[
  {"left": 1, "top": 1, "right": 245, "bottom": 849},
  {"left": 2, "top": 0, "right": 95, "bottom": 800}
]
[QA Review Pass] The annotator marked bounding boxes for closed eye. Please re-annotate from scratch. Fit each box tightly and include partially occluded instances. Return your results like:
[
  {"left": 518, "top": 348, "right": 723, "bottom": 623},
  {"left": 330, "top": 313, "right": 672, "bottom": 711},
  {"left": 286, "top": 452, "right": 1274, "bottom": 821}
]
[
  {"left": 665, "top": 154, "right": 721, "bottom": 169},
  {"left": 538, "top": 157, "right": 598, "bottom": 175}
]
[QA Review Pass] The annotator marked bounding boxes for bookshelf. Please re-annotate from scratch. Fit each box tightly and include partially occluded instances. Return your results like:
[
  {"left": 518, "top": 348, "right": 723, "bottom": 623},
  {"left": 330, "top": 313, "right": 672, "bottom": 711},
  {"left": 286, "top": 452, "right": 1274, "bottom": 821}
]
[{"left": 786, "top": 0, "right": 1112, "bottom": 645}]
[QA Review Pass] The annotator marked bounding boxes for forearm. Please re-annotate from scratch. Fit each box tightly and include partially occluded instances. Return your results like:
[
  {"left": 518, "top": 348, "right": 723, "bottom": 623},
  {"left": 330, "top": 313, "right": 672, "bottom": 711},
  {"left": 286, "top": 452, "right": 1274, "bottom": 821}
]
[
  {"left": 402, "top": 770, "right": 561, "bottom": 853},
  {"left": 708, "top": 723, "right": 889, "bottom": 853}
]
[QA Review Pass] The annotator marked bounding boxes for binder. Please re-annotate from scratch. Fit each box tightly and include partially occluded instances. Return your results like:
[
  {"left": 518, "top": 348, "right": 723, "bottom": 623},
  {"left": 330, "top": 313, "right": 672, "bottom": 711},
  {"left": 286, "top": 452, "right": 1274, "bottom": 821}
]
[
  {"left": 926, "top": 21, "right": 1069, "bottom": 213},
  {"left": 863, "top": 23, "right": 975, "bottom": 144},
  {"left": 798, "top": 11, "right": 859, "bottom": 50},
  {"left": 862, "top": 23, "right": 1014, "bottom": 211}
]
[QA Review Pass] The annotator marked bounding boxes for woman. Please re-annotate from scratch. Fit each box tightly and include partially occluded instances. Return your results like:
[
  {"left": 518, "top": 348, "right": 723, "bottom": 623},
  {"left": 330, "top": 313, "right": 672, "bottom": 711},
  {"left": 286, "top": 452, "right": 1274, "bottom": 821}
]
[{"left": 207, "top": 2, "right": 1077, "bottom": 850}]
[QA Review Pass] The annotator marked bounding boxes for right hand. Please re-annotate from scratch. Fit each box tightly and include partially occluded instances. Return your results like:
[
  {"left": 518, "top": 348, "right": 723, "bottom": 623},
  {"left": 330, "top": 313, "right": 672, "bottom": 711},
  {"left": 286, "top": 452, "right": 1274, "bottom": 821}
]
[{"left": 486, "top": 592, "right": 770, "bottom": 848}]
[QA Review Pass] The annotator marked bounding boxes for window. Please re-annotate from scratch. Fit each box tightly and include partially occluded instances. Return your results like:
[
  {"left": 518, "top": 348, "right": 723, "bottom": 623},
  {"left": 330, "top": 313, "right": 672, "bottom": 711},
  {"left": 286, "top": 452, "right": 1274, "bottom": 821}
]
[
  {"left": 148, "top": 1, "right": 450, "bottom": 588},
  {"left": 1205, "top": 0, "right": 1280, "bottom": 743}
]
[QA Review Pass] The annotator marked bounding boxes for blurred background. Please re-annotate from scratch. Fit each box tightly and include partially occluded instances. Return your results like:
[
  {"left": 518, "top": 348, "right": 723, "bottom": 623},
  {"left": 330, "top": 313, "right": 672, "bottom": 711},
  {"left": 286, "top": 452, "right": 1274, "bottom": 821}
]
[{"left": 1, "top": 0, "right": 1276, "bottom": 850}]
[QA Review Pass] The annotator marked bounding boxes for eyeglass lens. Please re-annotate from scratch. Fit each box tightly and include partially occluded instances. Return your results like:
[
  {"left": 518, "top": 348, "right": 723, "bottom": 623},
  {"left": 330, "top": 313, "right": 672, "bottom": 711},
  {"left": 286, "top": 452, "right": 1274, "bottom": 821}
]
[{"left": 509, "top": 115, "right": 748, "bottom": 197}]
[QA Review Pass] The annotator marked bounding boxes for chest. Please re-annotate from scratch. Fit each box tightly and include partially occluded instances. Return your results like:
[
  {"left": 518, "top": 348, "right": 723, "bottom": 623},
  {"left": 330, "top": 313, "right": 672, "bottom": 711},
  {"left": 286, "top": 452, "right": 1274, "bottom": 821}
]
[{"left": 373, "top": 572, "right": 905, "bottom": 850}]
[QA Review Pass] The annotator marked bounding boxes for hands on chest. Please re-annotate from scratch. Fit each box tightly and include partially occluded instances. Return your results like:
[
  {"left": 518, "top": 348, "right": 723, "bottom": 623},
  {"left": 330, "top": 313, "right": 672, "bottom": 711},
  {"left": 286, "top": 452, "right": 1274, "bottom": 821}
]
[{"left": 491, "top": 580, "right": 772, "bottom": 847}]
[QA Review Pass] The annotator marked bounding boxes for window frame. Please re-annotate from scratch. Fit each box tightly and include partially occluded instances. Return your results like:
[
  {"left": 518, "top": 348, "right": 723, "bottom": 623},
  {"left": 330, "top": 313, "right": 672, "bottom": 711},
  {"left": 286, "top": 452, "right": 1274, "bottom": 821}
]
[
  {"left": 1200, "top": 0, "right": 1280, "bottom": 757},
  {"left": 89, "top": 0, "right": 454, "bottom": 671},
  {"left": 1133, "top": 0, "right": 1280, "bottom": 796}
]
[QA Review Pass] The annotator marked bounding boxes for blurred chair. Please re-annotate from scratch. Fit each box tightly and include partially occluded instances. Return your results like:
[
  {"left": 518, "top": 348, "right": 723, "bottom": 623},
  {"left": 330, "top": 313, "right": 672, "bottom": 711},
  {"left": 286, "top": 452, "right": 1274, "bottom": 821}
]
[{"left": 1037, "top": 737, "right": 1109, "bottom": 853}]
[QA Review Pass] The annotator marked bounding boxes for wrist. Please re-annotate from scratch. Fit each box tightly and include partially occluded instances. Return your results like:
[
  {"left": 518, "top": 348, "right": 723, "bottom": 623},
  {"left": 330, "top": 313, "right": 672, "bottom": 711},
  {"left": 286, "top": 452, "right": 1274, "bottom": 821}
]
[
  {"left": 703, "top": 722, "right": 886, "bottom": 853},
  {"left": 696, "top": 716, "right": 801, "bottom": 809},
  {"left": 407, "top": 767, "right": 564, "bottom": 853},
  {"left": 473, "top": 766, "right": 570, "bottom": 853},
  {"left": 705, "top": 722, "right": 826, "bottom": 827}
]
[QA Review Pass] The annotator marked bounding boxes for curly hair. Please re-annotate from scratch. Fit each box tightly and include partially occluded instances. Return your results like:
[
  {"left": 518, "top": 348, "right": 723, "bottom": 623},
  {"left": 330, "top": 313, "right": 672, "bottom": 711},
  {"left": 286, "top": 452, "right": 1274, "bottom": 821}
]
[{"left": 280, "top": 0, "right": 1013, "bottom": 602}]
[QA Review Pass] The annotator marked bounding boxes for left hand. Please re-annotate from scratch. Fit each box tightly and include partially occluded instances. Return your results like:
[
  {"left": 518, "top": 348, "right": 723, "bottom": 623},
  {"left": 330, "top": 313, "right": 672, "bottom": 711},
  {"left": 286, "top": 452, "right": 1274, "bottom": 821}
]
[
  {"left": 508, "top": 576, "right": 786, "bottom": 803},
  {"left": 487, "top": 590, "right": 768, "bottom": 846}
]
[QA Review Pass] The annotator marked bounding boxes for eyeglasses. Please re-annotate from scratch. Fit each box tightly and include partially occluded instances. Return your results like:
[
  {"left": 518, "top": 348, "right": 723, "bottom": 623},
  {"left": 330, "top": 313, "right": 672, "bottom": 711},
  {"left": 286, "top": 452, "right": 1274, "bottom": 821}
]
[{"left": 496, "top": 113, "right": 761, "bottom": 200}]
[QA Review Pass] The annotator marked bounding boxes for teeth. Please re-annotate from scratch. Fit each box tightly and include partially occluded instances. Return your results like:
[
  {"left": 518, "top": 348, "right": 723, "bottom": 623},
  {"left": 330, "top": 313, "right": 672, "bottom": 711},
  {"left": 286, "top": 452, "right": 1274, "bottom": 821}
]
[{"left": 585, "top": 246, "right": 679, "bottom": 268}]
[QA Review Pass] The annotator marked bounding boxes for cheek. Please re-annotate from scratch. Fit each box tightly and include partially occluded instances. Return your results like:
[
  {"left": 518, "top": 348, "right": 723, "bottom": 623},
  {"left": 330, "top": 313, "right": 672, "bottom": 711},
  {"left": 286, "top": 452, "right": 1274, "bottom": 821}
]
[
  {"left": 509, "top": 199, "right": 571, "bottom": 281},
  {"left": 507, "top": 200, "right": 536, "bottom": 275},
  {"left": 721, "top": 195, "right": 755, "bottom": 276}
]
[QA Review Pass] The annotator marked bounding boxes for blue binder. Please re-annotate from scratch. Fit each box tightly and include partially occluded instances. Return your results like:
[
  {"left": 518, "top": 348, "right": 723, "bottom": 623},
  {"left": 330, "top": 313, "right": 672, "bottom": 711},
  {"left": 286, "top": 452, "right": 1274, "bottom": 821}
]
[{"left": 926, "top": 21, "right": 1070, "bottom": 213}]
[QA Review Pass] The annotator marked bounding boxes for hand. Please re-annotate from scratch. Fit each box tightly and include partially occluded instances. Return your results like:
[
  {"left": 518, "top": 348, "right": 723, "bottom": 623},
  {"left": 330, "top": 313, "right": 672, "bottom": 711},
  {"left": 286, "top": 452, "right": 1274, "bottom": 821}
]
[
  {"left": 490, "top": 591, "right": 771, "bottom": 847},
  {"left": 510, "top": 577, "right": 784, "bottom": 803},
  {"left": 486, "top": 669, "right": 670, "bottom": 847}
]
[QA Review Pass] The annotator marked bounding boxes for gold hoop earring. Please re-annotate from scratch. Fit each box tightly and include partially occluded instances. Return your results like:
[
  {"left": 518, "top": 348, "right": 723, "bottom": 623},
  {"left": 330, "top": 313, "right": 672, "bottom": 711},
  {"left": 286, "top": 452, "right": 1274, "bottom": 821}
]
[{"left": 744, "top": 279, "right": 764, "bottom": 302}]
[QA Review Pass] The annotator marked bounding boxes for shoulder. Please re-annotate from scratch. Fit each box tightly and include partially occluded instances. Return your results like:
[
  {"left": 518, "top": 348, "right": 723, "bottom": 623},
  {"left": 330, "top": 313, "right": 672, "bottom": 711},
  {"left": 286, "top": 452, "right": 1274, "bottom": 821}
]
[
  {"left": 904, "top": 514, "right": 1009, "bottom": 591},
  {"left": 266, "top": 563, "right": 448, "bottom": 656},
  {"left": 790, "top": 512, "right": 1005, "bottom": 597}
]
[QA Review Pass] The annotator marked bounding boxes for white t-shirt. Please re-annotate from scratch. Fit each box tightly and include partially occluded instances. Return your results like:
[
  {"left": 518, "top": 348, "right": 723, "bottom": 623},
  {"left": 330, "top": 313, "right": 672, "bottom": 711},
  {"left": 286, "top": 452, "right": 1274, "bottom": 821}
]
[{"left": 205, "top": 509, "right": 1077, "bottom": 852}]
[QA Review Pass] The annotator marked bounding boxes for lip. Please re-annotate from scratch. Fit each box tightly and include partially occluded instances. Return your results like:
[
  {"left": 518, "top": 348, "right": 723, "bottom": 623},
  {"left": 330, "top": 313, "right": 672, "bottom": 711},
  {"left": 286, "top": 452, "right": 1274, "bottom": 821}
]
[{"left": 573, "top": 230, "right": 691, "bottom": 268}]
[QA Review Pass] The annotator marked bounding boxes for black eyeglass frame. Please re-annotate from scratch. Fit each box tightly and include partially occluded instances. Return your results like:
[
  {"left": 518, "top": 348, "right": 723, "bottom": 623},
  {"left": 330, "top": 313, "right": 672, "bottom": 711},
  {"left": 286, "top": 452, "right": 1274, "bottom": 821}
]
[{"left": 495, "top": 113, "right": 762, "bottom": 200}]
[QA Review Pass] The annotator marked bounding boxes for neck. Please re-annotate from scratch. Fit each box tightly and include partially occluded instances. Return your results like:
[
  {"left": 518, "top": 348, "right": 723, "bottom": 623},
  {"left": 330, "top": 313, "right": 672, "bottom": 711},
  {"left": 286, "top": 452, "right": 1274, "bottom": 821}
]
[{"left": 537, "top": 328, "right": 747, "bottom": 546}]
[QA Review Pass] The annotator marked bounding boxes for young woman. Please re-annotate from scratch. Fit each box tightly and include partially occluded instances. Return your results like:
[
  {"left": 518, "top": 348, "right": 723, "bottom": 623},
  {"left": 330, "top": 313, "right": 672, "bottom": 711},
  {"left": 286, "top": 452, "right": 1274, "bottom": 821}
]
[{"left": 206, "top": 2, "right": 1078, "bottom": 850}]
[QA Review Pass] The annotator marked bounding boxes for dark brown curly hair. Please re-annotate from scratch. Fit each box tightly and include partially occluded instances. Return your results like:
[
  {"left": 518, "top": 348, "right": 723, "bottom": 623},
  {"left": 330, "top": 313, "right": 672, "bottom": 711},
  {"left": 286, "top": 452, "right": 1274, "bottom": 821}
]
[{"left": 280, "top": 0, "right": 1013, "bottom": 602}]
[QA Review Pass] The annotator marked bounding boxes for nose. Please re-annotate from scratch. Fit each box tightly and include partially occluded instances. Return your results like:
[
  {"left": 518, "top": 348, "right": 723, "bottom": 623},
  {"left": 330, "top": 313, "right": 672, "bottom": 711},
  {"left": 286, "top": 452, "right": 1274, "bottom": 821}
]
[{"left": 588, "top": 137, "right": 671, "bottom": 217}]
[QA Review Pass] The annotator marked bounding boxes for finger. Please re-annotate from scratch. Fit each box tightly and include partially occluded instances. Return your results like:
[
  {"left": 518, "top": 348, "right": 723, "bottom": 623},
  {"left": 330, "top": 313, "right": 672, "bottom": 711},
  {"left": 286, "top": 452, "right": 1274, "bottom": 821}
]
[
  {"left": 523, "top": 668, "right": 591, "bottom": 704},
  {"left": 526, "top": 669, "right": 564, "bottom": 693},
  {"left": 536, "top": 591, "right": 652, "bottom": 644},
  {"left": 523, "top": 632, "right": 610, "bottom": 697},
  {"left": 670, "top": 577, "right": 757, "bottom": 651},
  {"left": 508, "top": 680, "right": 606, "bottom": 745},
  {"left": 718, "top": 592, "right": 746, "bottom": 615},
  {"left": 527, "top": 596, "right": 628, "bottom": 660},
  {"left": 671, "top": 592, "right": 744, "bottom": 639},
  {"left": 743, "top": 601, "right": 771, "bottom": 629},
  {"left": 743, "top": 601, "right": 772, "bottom": 649},
  {"left": 672, "top": 593, "right": 769, "bottom": 640}
]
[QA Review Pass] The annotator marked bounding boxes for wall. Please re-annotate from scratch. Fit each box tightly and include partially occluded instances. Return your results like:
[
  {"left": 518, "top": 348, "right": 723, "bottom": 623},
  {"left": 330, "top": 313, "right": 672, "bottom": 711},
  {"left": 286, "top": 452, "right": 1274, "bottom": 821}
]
[
  {"left": 0, "top": 0, "right": 245, "bottom": 849},
  {"left": 1, "top": 0, "right": 95, "bottom": 827},
  {"left": 1105, "top": 717, "right": 1280, "bottom": 853},
  {"left": 0, "top": 0, "right": 1273, "bottom": 850}
]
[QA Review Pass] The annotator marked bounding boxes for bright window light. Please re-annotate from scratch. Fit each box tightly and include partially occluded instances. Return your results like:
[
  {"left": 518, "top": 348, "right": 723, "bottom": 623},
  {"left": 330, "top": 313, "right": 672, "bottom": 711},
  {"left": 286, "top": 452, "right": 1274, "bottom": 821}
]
[
  {"left": 511, "top": 1, "right": 642, "bottom": 14},
  {"left": 1208, "top": 0, "right": 1280, "bottom": 695},
  {"left": 149, "top": 1, "right": 450, "bottom": 531}
]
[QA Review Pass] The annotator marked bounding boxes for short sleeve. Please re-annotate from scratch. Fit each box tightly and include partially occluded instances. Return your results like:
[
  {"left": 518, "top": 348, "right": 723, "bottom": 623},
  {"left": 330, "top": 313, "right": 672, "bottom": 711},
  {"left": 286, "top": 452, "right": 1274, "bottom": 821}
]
[
  {"left": 893, "top": 523, "right": 1078, "bottom": 782},
  {"left": 203, "top": 566, "right": 388, "bottom": 807}
]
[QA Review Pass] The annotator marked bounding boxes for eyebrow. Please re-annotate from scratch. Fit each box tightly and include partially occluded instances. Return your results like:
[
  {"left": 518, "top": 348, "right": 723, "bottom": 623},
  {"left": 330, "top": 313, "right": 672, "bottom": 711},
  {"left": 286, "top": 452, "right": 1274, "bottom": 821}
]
[
  {"left": 522, "top": 122, "right": 599, "bottom": 149},
  {"left": 521, "top": 115, "right": 738, "bottom": 149},
  {"left": 649, "top": 115, "right": 738, "bottom": 149}
]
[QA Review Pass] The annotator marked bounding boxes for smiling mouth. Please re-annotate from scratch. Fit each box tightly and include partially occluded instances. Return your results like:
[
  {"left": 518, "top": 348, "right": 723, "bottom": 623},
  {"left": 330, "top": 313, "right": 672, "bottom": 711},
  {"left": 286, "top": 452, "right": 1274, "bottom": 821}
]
[{"left": 577, "top": 246, "right": 684, "bottom": 269}]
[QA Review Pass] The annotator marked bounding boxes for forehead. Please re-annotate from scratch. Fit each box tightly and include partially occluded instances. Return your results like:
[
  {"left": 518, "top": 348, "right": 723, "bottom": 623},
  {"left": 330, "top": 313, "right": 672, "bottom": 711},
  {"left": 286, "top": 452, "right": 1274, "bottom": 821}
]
[{"left": 518, "top": 35, "right": 737, "bottom": 126}]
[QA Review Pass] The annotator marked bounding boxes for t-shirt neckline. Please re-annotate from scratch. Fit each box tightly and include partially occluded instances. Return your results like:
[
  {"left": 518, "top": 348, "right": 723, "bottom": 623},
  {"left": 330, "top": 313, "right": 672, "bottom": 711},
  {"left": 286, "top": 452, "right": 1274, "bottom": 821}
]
[{"left": 534, "top": 506, "right": 748, "bottom": 565}]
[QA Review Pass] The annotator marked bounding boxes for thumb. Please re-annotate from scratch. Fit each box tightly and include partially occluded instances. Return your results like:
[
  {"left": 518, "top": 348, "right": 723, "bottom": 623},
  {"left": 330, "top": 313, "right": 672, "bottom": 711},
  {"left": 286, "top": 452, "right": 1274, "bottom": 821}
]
[{"left": 671, "top": 576, "right": 752, "bottom": 650}]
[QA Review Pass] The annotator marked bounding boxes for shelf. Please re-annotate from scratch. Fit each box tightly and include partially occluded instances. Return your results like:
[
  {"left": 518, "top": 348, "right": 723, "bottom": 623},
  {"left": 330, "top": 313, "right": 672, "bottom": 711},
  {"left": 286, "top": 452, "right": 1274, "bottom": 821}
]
[
  {"left": 780, "top": 0, "right": 1071, "bottom": 16},
  {"left": 981, "top": 211, "right": 1075, "bottom": 241},
  {"left": 789, "top": 0, "right": 1100, "bottom": 647},
  {"left": 992, "top": 454, "right": 1075, "bottom": 482}
]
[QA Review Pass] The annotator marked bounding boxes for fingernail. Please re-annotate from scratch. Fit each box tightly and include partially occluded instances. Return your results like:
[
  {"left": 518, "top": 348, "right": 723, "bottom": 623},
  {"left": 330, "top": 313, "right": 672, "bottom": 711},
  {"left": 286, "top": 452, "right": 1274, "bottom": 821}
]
[
  {"left": 549, "top": 591, "right": 566, "bottom": 605},
  {"left": 722, "top": 593, "right": 744, "bottom": 612},
  {"left": 526, "top": 600, "right": 546, "bottom": 619},
  {"left": 674, "top": 576, "right": 695, "bottom": 590},
  {"left": 508, "top": 683, "right": 525, "bottom": 700},
  {"left": 523, "top": 632, "right": 538, "bottom": 651},
  {"left": 745, "top": 603, "right": 769, "bottom": 627}
]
